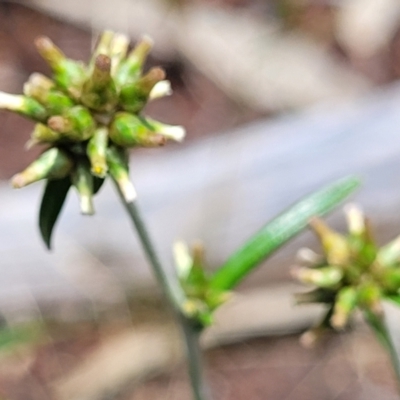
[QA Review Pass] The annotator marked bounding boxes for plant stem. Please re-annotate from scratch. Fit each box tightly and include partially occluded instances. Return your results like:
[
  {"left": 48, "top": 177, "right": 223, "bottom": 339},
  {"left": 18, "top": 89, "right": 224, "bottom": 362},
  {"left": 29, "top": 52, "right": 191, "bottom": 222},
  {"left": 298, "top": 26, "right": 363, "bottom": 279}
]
[
  {"left": 117, "top": 192, "right": 183, "bottom": 310},
  {"left": 115, "top": 185, "right": 210, "bottom": 400},
  {"left": 180, "top": 316, "right": 211, "bottom": 400}
]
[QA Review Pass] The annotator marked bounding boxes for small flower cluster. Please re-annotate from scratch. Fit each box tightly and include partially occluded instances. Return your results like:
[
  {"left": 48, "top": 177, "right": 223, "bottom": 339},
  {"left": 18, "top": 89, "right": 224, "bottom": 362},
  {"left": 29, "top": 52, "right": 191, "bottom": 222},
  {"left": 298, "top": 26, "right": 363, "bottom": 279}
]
[
  {"left": 293, "top": 205, "right": 400, "bottom": 344},
  {"left": 174, "top": 241, "right": 230, "bottom": 327},
  {"left": 3, "top": 31, "right": 184, "bottom": 214}
]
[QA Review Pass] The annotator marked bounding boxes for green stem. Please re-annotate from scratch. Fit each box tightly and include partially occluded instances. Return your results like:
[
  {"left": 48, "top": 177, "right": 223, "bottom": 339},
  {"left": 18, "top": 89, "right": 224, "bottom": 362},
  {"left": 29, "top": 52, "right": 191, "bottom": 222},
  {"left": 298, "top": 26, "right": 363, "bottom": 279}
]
[
  {"left": 117, "top": 191, "right": 183, "bottom": 309},
  {"left": 364, "top": 310, "right": 400, "bottom": 391},
  {"left": 115, "top": 184, "right": 210, "bottom": 400},
  {"left": 180, "top": 316, "right": 212, "bottom": 400}
]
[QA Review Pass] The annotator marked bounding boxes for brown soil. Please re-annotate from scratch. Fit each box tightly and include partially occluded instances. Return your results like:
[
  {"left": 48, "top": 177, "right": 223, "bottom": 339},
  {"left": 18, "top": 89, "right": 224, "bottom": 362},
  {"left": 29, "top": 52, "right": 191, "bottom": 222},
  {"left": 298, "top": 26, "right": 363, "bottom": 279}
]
[
  {"left": 126, "top": 332, "right": 397, "bottom": 400},
  {"left": 0, "top": 327, "right": 396, "bottom": 400}
]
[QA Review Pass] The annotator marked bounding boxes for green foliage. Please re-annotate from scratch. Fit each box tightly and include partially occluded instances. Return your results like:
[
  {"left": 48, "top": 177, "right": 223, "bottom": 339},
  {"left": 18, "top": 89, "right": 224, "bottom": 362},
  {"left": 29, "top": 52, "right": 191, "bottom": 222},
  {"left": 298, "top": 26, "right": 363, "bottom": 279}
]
[
  {"left": 39, "top": 176, "right": 71, "bottom": 249},
  {"left": 209, "top": 176, "right": 360, "bottom": 291},
  {"left": 174, "top": 177, "right": 360, "bottom": 328},
  {"left": 174, "top": 242, "right": 229, "bottom": 327},
  {"left": 294, "top": 203, "right": 400, "bottom": 332},
  {"left": 5, "top": 31, "right": 184, "bottom": 248}
]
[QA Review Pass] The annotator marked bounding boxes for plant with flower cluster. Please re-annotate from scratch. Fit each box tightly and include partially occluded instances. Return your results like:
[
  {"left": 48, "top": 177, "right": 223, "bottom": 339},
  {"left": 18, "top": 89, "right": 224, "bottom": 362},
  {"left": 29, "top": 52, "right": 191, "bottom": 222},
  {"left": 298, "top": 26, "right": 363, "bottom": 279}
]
[
  {"left": 294, "top": 204, "right": 400, "bottom": 382},
  {"left": 1, "top": 30, "right": 367, "bottom": 400},
  {"left": 3, "top": 31, "right": 183, "bottom": 247}
]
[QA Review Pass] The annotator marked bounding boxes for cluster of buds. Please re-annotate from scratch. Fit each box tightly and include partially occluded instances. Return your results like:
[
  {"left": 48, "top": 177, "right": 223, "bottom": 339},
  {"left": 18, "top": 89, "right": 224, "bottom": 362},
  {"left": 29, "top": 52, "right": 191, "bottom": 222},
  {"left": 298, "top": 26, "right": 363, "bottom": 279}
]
[
  {"left": 3, "top": 31, "right": 184, "bottom": 217},
  {"left": 292, "top": 204, "right": 400, "bottom": 345},
  {"left": 174, "top": 241, "right": 230, "bottom": 327}
]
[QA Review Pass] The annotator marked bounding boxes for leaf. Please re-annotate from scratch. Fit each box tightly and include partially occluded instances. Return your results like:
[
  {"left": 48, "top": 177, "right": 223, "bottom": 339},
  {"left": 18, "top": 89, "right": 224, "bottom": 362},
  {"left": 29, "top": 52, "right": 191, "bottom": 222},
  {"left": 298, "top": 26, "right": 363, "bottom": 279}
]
[
  {"left": 39, "top": 176, "right": 71, "bottom": 249},
  {"left": 363, "top": 309, "right": 400, "bottom": 384},
  {"left": 209, "top": 176, "right": 361, "bottom": 291},
  {"left": 364, "top": 309, "right": 392, "bottom": 351},
  {"left": 93, "top": 176, "right": 105, "bottom": 195}
]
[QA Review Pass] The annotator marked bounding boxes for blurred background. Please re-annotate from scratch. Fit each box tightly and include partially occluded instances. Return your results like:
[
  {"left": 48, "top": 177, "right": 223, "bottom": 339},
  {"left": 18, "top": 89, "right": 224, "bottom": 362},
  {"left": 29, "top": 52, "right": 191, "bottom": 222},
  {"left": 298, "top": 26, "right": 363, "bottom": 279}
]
[{"left": 2, "top": 0, "right": 400, "bottom": 399}]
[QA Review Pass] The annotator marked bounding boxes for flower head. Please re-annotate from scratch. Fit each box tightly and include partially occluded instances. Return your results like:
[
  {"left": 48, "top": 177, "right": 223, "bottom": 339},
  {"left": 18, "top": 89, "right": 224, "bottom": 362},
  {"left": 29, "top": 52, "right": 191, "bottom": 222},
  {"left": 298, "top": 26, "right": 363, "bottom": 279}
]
[
  {"left": 173, "top": 241, "right": 231, "bottom": 327},
  {"left": 3, "top": 31, "right": 184, "bottom": 248},
  {"left": 293, "top": 204, "right": 400, "bottom": 343}
]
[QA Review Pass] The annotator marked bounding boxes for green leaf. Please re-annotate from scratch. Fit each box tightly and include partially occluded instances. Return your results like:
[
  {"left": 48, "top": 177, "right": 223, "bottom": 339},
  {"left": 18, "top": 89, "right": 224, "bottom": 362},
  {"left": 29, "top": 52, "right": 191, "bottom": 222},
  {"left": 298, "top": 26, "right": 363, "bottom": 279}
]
[
  {"left": 364, "top": 309, "right": 392, "bottom": 351},
  {"left": 209, "top": 176, "right": 361, "bottom": 291},
  {"left": 39, "top": 176, "right": 71, "bottom": 249},
  {"left": 364, "top": 309, "right": 400, "bottom": 384},
  {"left": 93, "top": 176, "right": 105, "bottom": 194}
]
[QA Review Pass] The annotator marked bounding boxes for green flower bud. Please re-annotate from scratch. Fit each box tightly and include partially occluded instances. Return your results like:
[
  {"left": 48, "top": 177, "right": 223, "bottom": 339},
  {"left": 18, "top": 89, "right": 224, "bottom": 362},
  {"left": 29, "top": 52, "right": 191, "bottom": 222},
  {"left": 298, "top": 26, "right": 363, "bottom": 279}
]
[
  {"left": 310, "top": 217, "right": 350, "bottom": 266},
  {"left": 377, "top": 235, "right": 400, "bottom": 267},
  {"left": 300, "top": 306, "right": 334, "bottom": 348},
  {"left": 109, "top": 112, "right": 167, "bottom": 147},
  {"left": 184, "top": 242, "right": 208, "bottom": 295},
  {"left": 173, "top": 241, "right": 193, "bottom": 280},
  {"left": 91, "top": 30, "right": 114, "bottom": 62},
  {"left": 81, "top": 54, "right": 118, "bottom": 112},
  {"left": 11, "top": 148, "right": 73, "bottom": 188},
  {"left": 110, "top": 112, "right": 185, "bottom": 147},
  {"left": 379, "top": 269, "right": 400, "bottom": 293},
  {"left": 26, "top": 123, "right": 62, "bottom": 148},
  {"left": 87, "top": 127, "right": 109, "bottom": 177},
  {"left": 181, "top": 298, "right": 208, "bottom": 321},
  {"left": 296, "top": 247, "right": 323, "bottom": 266},
  {"left": 110, "top": 33, "right": 130, "bottom": 76},
  {"left": 90, "top": 31, "right": 129, "bottom": 73},
  {"left": 114, "top": 35, "right": 153, "bottom": 87},
  {"left": 357, "top": 282, "right": 382, "bottom": 313},
  {"left": 23, "top": 73, "right": 54, "bottom": 95},
  {"left": 48, "top": 106, "right": 96, "bottom": 141},
  {"left": 71, "top": 161, "right": 94, "bottom": 215},
  {"left": 292, "top": 266, "right": 343, "bottom": 288},
  {"left": 331, "top": 286, "right": 358, "bottom": 329},
  {"left": 34, "top": 36, "right": 64, "bottom": 66},
  {"left": 145, "top": 116, "right": 186, "bottom": 142},
  {"left": 0, "top": 92, "right": 47, "bottom": 121},
  {"left": 106, "top": 146, "right": 136, "bottom": 202},
  {"left": 344, "top": 205, "right": 377, "bottom": 266},
  {"left": 120, "top": 67, "right": 166, "bottom": 113},
  {"left": 300, "top": 327, "right": 324, "bottom": 348},
  {"left": 35, "top": 36, "right": 86, "bottom": 98},
  {"left": 149, "top": 80, "right": 172, "bottom": 100},
  {"left": 24, "top": 73, "right": 75, "bottom": 115},
  {"left": 345, "top": 204, "right": 365, "bottom": 236}
]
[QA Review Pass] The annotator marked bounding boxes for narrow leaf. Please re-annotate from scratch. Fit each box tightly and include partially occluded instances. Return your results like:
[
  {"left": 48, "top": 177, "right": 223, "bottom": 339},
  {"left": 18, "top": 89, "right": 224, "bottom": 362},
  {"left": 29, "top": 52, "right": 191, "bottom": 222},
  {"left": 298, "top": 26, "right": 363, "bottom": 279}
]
[
  {"left": 364, "top": 310, "right": 392, "bottom": 352},
  {"left": 39, "top": 176, "right": 71, "bottom": 249},
  {"left": 364, "top": 309, "right": 400, "bottom": 385},
  {"left": 93, "top": 176, "right": 105, "bottom": 195},
  {"left": 209, "top": 176, "right": 360, "bottom": 291}
]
